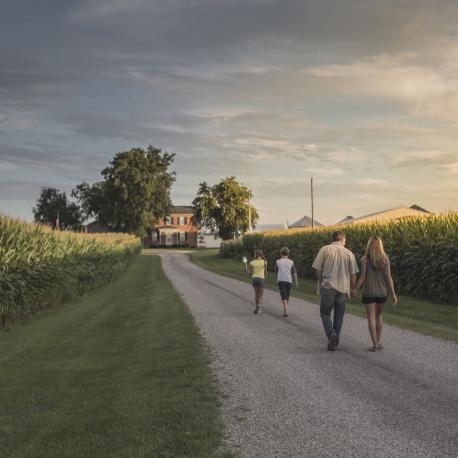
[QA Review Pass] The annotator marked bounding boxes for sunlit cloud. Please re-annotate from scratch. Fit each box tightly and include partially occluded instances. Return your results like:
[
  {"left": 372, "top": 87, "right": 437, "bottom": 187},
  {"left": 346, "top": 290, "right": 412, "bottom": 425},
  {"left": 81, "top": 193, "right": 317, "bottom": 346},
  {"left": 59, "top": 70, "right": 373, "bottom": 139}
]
[
  {"left": 448, "top": 162, "right": 458, "bottom": 174},
  {"left": 304, "top": 52, "right": 458, "bottom": 121},
  {"left": 358, "top": 178, "right": 389, "bottom": 187}
]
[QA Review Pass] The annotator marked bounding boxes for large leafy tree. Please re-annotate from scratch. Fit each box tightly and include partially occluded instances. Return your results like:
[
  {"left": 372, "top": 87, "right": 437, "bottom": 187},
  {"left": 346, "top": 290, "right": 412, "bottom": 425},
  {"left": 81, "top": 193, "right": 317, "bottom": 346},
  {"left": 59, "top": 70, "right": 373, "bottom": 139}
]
[
  {"left": 33, "top": 187, "right": 83, "bottom": 231},
  {"left": 73, "top": 146, "right": 175, "bottom": 235},
  {"left": 193, "top": 176, "right": 259, "bottom": 240}
]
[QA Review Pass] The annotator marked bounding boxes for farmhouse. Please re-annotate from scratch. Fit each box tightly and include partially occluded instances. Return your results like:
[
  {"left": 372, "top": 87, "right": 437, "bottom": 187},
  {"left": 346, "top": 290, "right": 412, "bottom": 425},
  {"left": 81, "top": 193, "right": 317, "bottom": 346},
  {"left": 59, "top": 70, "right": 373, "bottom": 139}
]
[{"left": 146, "top": 206, "right": 198, "bottom": 248}]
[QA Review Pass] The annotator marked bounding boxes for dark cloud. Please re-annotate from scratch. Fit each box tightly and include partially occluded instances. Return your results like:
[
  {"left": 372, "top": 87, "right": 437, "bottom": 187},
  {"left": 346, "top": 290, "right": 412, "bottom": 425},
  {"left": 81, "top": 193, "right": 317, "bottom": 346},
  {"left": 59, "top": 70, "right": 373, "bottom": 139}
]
[
  {"left": 0, "top": 143, "right": 63, "bottom": 165},
  {"left": 60, "top": 1, "right": 458, "bottom": 62},
  {"left": 0, "top": 142, "right": 110, "bottom": 183},
  {"left": 0, "top": 180, "right": 46, "bottom": 200},
  {"left": 3, "top": 1, "right": 458, "bottom": 87}
]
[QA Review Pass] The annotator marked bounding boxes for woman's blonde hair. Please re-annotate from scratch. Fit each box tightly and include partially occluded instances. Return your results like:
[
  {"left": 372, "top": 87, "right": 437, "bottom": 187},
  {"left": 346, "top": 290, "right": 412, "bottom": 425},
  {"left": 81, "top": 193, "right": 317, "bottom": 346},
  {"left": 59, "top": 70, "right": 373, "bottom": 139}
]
[{"left": 365, "top": 236, "right": 388, "bottom": 270}]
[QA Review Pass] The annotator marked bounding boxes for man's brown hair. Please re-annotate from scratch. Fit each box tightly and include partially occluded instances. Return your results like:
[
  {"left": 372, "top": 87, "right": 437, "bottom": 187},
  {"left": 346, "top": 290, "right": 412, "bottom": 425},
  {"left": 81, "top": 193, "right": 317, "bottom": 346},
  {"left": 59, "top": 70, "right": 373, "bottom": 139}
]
[{"left": 332, "top": 230, "right": 345, "bottom": 242}]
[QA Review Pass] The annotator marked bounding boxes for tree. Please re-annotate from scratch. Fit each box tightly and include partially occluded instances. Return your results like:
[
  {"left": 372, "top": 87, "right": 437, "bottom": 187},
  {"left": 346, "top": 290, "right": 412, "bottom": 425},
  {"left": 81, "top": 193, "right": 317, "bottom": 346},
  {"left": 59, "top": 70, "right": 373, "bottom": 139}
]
[
  {"left": 192, "top": 176, "right": 259, "bottom": 240},
  {"left": 33, "top": 187, "right": 83, "bottom": 231},
  {"left": 71, "top": 181, "right": 105, "bottom": 224},
  {"left": 73, "top": 146, "right": 175, "bottom": 236}
]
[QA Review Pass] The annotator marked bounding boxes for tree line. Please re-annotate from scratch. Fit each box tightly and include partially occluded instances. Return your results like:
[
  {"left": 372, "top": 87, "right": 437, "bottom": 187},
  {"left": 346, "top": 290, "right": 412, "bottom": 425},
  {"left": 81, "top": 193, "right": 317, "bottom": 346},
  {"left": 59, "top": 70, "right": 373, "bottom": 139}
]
[{"left": 33, "top": 145, "right": 259, "bottom": 240}]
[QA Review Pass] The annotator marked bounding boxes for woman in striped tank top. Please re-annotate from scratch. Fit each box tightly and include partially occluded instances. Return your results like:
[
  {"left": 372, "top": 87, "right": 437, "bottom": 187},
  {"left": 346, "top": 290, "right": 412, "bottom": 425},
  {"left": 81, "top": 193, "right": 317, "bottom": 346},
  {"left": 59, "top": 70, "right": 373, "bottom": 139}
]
[{"left": 353, "top": 236, "right": 397, "bottom": 352}]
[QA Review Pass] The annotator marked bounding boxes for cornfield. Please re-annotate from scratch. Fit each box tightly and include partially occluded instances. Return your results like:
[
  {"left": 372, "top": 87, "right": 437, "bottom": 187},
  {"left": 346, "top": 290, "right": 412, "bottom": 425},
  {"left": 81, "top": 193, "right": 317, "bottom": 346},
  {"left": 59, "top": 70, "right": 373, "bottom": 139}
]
[
  {"left": 0, "top": 215, "right": 141, "bottom": 326},
  {"left": 221, "top": 213, "right": 458, "bottom": 305}
]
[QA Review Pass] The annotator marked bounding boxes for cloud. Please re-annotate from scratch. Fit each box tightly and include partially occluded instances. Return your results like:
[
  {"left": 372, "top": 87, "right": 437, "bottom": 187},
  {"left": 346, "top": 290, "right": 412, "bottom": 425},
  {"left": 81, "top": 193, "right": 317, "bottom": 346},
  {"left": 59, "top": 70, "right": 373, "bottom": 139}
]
[
  {"left": 0, "top": 180, "right": 45, "bottom": 200},
  {"left": 0, "top": 142, "right": 112, "bottom": 183},
  {"left": 304, "top": 53, "right": 458, "bottom": 121},
  {"left": 449, "top": 162, "right": 458, "bottom": 174},
  {"left": 1, "top": 0, "right": 458, "bottom": 223},
  {"left": 358, "top": 178, "right": 388, "bottom": 187},
  {"left": 0, "top": 160, "right": 19, "bottom": 171},
  {"left": 0, "top": 143, "right": 62, "bottom": 165},
  {"left": 64, "top": 0, "right": 458, "bottom": 62},
  {"left": 391, "top": 150, "right": 458, "bottom": 172}
]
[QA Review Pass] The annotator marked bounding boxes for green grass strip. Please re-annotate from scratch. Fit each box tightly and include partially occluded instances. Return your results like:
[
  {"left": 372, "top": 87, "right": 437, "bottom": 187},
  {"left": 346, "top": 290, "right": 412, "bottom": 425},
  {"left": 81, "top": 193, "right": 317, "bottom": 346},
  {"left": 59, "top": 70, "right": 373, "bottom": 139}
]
[
  {"left": 190, "top": 249, "right": 458, "bottom": 342},
  {"left": 0, "top": 254, "right": 230, "bottom": 458}
]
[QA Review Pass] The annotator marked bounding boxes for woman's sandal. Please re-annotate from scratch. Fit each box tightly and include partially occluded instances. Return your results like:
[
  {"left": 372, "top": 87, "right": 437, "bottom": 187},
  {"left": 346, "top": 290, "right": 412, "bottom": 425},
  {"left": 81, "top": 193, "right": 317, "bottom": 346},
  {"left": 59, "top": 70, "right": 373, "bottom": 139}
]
[
  {"left": 282, "top": 313, "right": 288, "bottom": 317},
  {"left": 377, "top": 344, "right": 384, "bottom": 351},
  {"left": 368, "top": 346, "right": 378, "bottom": 352}
]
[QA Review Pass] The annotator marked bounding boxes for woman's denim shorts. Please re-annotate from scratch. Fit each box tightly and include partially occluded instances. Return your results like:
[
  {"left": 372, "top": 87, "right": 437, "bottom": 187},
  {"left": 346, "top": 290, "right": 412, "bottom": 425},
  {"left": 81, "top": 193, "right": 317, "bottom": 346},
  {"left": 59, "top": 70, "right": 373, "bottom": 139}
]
[{"left": 252, "top": 277, "right": 265, "bottom": 288}]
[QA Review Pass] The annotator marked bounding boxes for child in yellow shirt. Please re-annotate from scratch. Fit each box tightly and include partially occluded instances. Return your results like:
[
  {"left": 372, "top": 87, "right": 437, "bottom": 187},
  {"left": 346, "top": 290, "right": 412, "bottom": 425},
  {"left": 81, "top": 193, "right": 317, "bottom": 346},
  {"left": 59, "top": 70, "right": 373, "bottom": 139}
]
[{"left": 246, "top": 249, "right": 267, "bottom": 314}]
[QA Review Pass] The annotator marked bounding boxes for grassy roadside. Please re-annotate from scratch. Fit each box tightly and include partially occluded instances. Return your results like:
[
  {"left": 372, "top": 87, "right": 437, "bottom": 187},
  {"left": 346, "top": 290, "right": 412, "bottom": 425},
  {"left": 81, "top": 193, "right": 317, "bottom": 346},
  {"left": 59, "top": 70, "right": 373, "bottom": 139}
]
[
  {"left": 0, "top": 254, "right": 232, "bottom": 458},
  {"left": 190, "top": 249, "right": 458, "bottom": 342}
]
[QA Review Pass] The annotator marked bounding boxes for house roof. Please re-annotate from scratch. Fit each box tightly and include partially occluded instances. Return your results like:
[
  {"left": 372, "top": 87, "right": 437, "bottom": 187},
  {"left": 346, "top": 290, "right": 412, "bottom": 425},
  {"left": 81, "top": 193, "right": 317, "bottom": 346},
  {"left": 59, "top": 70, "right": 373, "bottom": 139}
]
[
  {"left": 170, "top": 205, "right": 194, "bottom": 214},
  {"left": 338, "top": 205, "right": 431, "bottom": 225},
  {"left": 410, "top": 204, "right": 430, "bottom": 213},
  {"left": 288, "top": 215, "right": 323, "bottom": 228},
  {"left": 336, "top": 215, "right": 354, "bottom": 224}
]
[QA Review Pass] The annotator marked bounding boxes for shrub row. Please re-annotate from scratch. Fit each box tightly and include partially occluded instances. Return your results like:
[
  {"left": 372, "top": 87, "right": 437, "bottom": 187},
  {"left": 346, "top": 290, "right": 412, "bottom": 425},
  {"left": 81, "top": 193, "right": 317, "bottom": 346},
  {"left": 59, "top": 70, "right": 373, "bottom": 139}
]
[
  {"left": 0, "top": 215, "right": 142, "bottom": 326},
  {"left": 220, "top": 213, "right": 458, "bottom": 305}
]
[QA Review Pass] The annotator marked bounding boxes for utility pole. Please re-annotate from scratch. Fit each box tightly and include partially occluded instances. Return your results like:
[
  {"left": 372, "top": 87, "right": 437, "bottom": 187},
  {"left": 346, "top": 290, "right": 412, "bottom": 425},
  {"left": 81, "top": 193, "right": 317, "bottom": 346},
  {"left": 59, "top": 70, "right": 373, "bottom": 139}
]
[
  {"left": 311, "top": 177, "right": 315, "bottom": 229},
  {"left": 248, "top": 197, "right": 252, "bottom": 232}
]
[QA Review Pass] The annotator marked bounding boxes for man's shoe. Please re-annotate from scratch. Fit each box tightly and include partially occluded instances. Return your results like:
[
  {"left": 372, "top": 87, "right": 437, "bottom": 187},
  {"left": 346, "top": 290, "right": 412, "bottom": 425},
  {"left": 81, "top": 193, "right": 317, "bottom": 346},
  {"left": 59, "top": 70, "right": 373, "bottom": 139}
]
[
  {"left": 327, "top": 333, "right": 338, "bottom": 351},
  {"left": 254, "top": 306, "right": 259, "bottom": 314},
  {"left": 257, "top": 306, "right": 262, "bottom": 314}
]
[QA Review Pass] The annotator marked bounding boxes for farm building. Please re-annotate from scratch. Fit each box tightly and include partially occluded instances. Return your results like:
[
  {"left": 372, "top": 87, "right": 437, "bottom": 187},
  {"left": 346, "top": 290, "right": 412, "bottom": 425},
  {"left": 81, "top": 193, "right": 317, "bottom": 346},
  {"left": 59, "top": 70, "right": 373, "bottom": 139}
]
[
  {"left": 288, "top": 215, "right": 323, "bottom": 228},
  {"left": 336, "top": 215, "right": 355, "bottom": 224},
  {"left": 144, "top": 205, "right": 198, "bottom": 248},
  {"left": 84, "top": 221, "right": 115, "bottom": 233},
  {"left": 337, "top": 204, "right": 431, "bottom": 226}
]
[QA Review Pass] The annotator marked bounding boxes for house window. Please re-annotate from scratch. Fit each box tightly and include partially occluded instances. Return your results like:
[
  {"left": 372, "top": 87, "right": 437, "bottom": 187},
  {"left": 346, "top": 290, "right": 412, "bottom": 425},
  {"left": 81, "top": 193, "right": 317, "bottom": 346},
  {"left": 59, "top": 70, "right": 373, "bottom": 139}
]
[
  {"left": 151, "top": 231, "right": 158, "bottom": 241},
  {"left": 165, "top": 216, "right": 172, "bottom": 225},
  {"left": 179, "top": 232, "right": 186, "bottom": 242},
  {"left": 178, "top": 216, "right": 187, "bottom": 225}
]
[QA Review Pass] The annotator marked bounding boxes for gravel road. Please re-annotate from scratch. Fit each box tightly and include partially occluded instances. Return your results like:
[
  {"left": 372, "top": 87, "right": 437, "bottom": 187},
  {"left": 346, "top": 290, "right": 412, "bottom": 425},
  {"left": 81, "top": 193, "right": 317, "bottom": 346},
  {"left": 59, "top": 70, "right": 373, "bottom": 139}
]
[{"left": 160, "top": 253, "right": 458, "bottom": 458}]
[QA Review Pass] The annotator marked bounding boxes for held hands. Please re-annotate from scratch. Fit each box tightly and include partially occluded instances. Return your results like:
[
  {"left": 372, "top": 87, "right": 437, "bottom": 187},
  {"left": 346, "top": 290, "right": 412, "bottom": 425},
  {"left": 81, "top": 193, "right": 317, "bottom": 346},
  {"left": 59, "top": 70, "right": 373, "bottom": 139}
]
[{"left": 350, "top": 289, "right": 357, "bottom": 298}]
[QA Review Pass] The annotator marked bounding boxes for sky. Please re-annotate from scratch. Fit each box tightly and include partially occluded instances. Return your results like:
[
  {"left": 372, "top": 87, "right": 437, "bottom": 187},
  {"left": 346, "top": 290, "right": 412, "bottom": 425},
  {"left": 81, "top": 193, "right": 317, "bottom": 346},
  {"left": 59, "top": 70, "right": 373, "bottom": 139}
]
[{"left": 1, "top": 0, "right": 457, "bottom": 226}]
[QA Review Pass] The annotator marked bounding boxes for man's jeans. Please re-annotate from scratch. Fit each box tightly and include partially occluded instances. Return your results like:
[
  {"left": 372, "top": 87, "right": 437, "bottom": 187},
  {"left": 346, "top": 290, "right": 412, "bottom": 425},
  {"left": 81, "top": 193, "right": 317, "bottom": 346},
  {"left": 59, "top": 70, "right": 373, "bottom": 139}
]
[{"left": 320, "top": 287, "right": 347, "bottom": 339}]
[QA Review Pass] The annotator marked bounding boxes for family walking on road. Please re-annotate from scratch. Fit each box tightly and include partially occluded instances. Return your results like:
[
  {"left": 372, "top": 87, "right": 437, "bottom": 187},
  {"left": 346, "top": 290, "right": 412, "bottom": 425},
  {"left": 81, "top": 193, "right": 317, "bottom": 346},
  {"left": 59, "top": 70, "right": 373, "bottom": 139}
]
[
  {"left": 245, "top": 230, "right": 397, "bottom": 352},
  {"left": 245, "top": 247, "right": 298, "bottom": 317}
]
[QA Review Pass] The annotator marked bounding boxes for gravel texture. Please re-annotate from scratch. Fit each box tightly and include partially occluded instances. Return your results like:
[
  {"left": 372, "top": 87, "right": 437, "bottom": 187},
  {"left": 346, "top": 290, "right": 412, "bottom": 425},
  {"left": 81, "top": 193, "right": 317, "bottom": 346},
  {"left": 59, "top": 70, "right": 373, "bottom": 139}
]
[{"left": 160, "top": 253, "right": 458, "bottom": 458}]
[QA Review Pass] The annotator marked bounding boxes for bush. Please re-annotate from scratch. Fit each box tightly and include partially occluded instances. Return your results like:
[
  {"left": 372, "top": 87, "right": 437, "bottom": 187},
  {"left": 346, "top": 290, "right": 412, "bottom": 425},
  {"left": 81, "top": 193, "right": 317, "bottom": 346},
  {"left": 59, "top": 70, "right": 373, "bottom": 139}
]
[
  {"left": 219, "top": 239, "right": 243, "bottom": 259},
  {"left": 220, "top": 213, "right": 458, "bottom": 305},
  {"left": 0, "top": 215, "right": 141, "bottom": 326}
]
